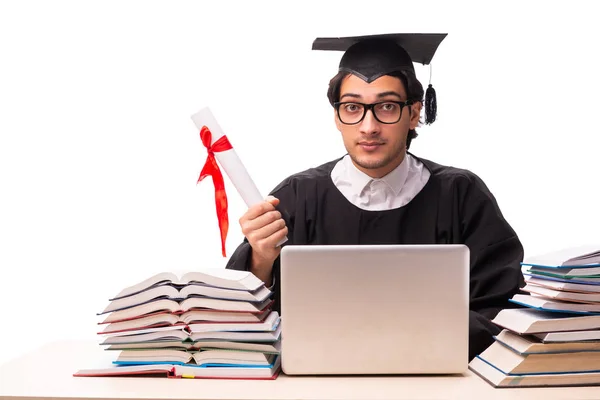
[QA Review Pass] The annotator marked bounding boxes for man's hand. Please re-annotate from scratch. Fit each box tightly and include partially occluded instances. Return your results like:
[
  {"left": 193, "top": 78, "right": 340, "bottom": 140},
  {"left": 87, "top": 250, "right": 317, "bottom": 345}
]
[{"left": 239, "top": 196, "right": 288, "bottom": 285}]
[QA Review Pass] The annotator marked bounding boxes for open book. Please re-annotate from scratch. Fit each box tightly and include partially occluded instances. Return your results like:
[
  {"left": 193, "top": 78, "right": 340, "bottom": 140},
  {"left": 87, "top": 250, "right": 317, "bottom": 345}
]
[
  {"left": 469, "top": 356, "right": 600, "bottom": 388},
  {"left": 112, "top": 270, "right": 265, "bottom": 300},
  {"left": 533, "top": 330, "right": 600, "bottom": 342},
  {"left": 524, "top": 275, "right": 600, "bottom": 293},
  {"left": 522, "top": 245, "right": 600, "bottom": 268},
  {"left": 476, "top": 340, "right": 600, "bottom": 375},
  {"left": 509, "top": 294, "right": 600, "bottom": 315},
  {"left": 494, "top": 329, "right": 600, "bottom": 354},
  {"left": 99, "top": 310, "right": 279, "bottom": 335},
  {"left": 74, "top": 356, "right": 281, "bottom": 379},
  {"left": 114, "top": 349, "right": 275, "bottom": 367},
  {"left": 521, "top": 284, "right": 600, "bottom": 304},
  {"left": 491, "top": 308, "right": 600, "bottom": 334},
  {"left": 101, "top": 284, "right": 271, "bottom": 314},
  {"left": 104, "top": 339, "right": 281, "bottom": 353},
  {"left": 526, "top": 266, "right": 600, "bottom": 278},
  {"left": 523, "top": 272, "right": 600, "bottom": 285},
  {"left": 99, "top": 308, "right": 271, "bottom": 333},
  {"left": 100, "top": 321, "right": 282, "bottom": 345},
  {"left": 98, "top": 296, "right": 273, "bottom": 318}
]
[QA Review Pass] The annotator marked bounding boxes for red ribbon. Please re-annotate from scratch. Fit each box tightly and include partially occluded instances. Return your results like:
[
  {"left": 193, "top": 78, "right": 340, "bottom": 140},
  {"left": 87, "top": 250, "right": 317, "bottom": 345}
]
[{"left": 197, "top": 126, "right": 233, "bottom": 257}]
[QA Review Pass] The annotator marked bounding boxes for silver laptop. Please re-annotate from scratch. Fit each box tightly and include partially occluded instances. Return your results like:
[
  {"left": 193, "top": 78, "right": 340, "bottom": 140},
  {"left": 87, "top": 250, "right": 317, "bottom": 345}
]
[{"left": 279, "top": 244, "right": 469, "bottom": 375}]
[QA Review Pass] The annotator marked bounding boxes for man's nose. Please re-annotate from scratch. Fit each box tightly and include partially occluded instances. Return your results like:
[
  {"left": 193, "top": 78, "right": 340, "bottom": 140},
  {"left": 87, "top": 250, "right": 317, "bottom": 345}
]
[{"left": 359, "top": 108, "right": 381, "bottom": 136}]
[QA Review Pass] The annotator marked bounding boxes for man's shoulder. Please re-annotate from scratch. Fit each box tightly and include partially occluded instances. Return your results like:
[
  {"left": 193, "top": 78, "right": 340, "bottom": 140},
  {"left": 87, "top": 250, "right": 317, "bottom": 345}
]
[
  {"left": 269, "top": 157, "right": 341, "bottom": 196},
  {"left": 413, "top": 153, "right": 491, "bottom": 194}
]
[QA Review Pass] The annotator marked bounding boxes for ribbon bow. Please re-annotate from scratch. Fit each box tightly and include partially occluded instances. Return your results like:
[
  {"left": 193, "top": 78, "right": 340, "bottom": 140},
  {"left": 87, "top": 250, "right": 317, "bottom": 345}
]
[{"left": 197, "top": 126, "right": 233, "bottom": 257}]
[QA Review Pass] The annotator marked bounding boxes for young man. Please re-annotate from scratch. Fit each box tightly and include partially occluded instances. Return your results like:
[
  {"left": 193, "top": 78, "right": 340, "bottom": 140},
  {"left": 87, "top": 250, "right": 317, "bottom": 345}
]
[{"left": 225, "top": 33, "right": 525, "bottom": 361}]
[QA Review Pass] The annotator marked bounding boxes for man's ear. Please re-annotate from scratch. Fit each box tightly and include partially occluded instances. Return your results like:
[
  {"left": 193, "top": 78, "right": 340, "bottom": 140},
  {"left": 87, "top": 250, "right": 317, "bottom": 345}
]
[
  {"left": 409, "top": 101, "right": 422, "bottom": 130},
  {"left": 334, "top": 109, "right": 342, "bottom": 132}
]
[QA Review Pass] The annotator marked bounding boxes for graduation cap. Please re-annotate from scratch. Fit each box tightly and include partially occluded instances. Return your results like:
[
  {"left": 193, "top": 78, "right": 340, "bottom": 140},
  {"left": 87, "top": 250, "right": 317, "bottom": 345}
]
[{"left": 312, "top": 33, "right": 447, "bottom": 124}]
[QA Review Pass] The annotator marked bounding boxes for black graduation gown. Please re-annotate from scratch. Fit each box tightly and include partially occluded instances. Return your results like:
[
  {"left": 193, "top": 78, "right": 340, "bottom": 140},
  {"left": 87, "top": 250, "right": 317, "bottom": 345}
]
[{"left": 225, "top": 153, "right": 525, "bottom": 361}]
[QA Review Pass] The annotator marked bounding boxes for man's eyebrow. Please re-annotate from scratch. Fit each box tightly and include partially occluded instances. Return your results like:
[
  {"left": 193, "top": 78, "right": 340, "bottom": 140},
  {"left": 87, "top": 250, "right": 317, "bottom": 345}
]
[
  {"left": 339, "top": 91, "right": 404, "bottom": 101},
  {"left": 377, "top": 91, "right": 403, "bottom": 99},
  {"left": 340, "top": 93, "right": 361, "bottom": 100}
]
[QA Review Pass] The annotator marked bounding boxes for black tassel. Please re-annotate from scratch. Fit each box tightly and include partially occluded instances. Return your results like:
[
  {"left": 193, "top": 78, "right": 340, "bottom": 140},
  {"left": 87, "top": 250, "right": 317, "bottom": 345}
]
[{"left": 425, "top": 83, "right": 437, "bottom": 124}]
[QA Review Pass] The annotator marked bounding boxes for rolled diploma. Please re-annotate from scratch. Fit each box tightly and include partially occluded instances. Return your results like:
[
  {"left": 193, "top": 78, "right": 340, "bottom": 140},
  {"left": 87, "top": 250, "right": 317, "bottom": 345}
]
[{"left": 192, "top": 107, "right": 287, "bottom": 245}]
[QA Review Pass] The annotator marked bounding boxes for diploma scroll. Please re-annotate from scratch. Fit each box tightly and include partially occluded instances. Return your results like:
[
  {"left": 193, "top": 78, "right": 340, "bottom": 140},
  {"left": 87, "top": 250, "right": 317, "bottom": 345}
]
[
  {"left": 192, "top": 107, "right": 263, "bottom": 207},
  {"left": 192, "top": 107, "right": 287, "bottom": 247}
]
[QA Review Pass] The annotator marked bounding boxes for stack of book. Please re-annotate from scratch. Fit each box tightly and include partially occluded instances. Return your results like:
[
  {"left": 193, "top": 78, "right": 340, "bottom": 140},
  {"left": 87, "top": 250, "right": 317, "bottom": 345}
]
[
  {"left": 74, "top": 269, "right": 282, "bottom": 379},
  {"left": 469, "top": 245, "right": 600, "bottom": 387}
]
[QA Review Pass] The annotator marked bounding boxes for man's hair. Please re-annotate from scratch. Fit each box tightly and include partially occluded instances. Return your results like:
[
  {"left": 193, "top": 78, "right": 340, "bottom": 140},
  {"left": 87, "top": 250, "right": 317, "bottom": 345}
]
[{"left": 326, "top": 70, "right": 425, "bottom": 150}]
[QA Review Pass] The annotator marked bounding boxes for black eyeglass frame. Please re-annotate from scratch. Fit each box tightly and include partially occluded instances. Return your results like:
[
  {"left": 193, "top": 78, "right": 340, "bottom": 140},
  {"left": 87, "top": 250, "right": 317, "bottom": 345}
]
[{"left": 333, "top": 100, "right": 415, "bottom": 125}]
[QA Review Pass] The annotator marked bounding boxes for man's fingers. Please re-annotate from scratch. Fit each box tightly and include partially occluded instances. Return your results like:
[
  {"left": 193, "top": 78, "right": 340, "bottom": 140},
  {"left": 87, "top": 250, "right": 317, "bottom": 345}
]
[
  {"left": 250, "top": 218, "right": 286, "bottom": 243},
  {"left": 243, "top": 200, "right": 277, "bottom": 221},
  {"left": 238, "top": 196, "right": 285, "bottom": 263},
  {"left": 272, "top": 225, "right": 288, "bottom": 246},
  {"left": 266, "top": 196, "right": 280, "bottom": 206},
  {"left": 256, "top": 225, "right": 288, "bottom": 252},
  {"left": 241, "top": 210, "right": 282, "bottom": 235}
]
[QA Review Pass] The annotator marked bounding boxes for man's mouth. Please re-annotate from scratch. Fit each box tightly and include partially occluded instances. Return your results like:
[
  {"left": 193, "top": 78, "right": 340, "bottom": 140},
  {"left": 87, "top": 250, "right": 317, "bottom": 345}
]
[{"left": 358, "top": 141, "right": 385, "bottom": 151}]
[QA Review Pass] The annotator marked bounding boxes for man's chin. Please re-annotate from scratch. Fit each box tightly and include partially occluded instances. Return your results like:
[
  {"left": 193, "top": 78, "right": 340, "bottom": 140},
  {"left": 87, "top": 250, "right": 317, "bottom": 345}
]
[{"left": 351, "top": 155, "right": 388, "bottom": 170}]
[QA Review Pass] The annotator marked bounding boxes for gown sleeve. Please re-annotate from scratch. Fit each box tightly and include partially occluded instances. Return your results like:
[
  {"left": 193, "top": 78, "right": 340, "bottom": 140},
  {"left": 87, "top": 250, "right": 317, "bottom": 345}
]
[{"left": 455, "top": 171, "right": 525, "bottom": 360}]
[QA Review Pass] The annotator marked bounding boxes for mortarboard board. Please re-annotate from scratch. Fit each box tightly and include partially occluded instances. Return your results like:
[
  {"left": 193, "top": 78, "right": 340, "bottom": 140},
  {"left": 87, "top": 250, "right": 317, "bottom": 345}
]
[{"left": 312, "top": 33, "right": 447, "bottom": 124}]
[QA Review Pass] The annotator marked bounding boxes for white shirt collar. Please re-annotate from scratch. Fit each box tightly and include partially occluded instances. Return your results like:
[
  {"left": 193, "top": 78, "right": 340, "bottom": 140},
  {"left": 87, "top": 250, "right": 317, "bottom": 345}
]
[{"left": 331, "top": 152, "right": 430, "bottom": 211}]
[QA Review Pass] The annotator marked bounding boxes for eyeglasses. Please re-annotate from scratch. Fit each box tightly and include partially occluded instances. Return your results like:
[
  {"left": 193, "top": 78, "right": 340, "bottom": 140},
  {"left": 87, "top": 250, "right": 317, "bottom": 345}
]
[{"left": 333, "top": 100, "right": 414, "bottom": 125}]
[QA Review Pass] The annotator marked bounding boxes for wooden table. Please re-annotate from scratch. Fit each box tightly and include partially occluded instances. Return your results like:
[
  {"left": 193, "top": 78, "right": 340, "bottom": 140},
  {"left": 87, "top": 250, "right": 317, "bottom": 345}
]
[{"left": 1, "top": 340, "right": 600, "bottom": 399}]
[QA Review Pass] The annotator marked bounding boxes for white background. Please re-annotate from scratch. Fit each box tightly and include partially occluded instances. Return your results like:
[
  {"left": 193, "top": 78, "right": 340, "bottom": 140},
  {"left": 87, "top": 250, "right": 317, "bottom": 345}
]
[{"left": 0, "top": 0, "right": 598, "bottom": 364}]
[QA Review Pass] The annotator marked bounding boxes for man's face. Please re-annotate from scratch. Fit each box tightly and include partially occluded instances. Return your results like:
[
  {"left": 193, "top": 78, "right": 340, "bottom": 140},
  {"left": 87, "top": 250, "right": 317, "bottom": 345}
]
[{"left": 335, "top": 74, "right": 422, "bottom": 178}]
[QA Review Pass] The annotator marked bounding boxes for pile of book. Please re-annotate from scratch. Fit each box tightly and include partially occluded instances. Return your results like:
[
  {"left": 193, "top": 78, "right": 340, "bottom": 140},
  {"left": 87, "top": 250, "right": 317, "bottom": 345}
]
[
  {"left": 469, "top": 245, "right": 600, "bottom": 387},
  {"left": 74, "top": 269, "right": 282, "bottom": 379}
]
